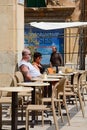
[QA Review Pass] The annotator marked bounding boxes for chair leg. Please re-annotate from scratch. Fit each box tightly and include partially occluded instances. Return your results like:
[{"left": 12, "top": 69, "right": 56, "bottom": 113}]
[
  {"left": 81, "top": 88, "right": 86, "bottom": 106},
  {"left": 78, "top": 92, "right": 85, "bottom": 117},
  {"left": 63, "top": 99, "right": 70, "bottom": 125},
  {"left": 58, "top": 102, "right": 64, "bottom": 122},
  {"left": 75, "top": 95, "right": 79, "bottom": 111},
  {"left": 52, "top": 102, "right": 59, "bottom": 130},
  {"left": 26, "top": 109, "right": 29, "bottom": 130},
  {"left": 0, "top": 104, "right": 2, "bottom": 129},
  {"left": 42, "top": 111, "right": 44, "bottom": 126}
]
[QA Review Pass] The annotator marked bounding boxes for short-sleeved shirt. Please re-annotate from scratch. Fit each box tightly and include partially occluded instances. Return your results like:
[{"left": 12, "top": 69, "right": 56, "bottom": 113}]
[{"left": 18, "top": 60, "right": 41, "bottom": 80}]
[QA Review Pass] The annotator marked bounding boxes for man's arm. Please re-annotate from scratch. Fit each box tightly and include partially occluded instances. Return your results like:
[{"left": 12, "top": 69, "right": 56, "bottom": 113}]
[{"left": 20, "top": 65, "right": 32, "bottom": 81}]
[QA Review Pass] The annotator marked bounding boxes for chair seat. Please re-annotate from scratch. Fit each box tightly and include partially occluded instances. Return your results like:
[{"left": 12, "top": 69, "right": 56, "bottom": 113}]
[
  {"left": 18, "top": 92, "right": 31, "bottom": 97},
  {"left": 0, "top": 97, "right": 11, "bottom": 104},
  {"left": 42, "top": 97, "right": 62, "bottom": 102},
  {"left": 59, "top": 92, "right": 75, "bottom": 96},
  {"left": 26, "top": 105, "right": 49, "bottom": 111}
]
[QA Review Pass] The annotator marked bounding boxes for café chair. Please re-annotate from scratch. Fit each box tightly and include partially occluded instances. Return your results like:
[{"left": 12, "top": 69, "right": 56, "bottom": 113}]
[
  {"left": 67, "top": 72, "right": 85, "bottom": 117},
  {"left": 14, "top": 71, "right": 32, "bottom": 120},
  {"left": 78, "top": 71, "right": 87, "bottom": 106},
  {"left": 15, "top": 71, "right": 32, "bottom": 101},
  {"left": 25, "top": 80, "right": 62, "bottom": 130},
  {"left": 41, "top": 77, "right": 71, "bottom": 125},
  {"left": 0, "top": 73, "right": 15, "bottom": 128}
]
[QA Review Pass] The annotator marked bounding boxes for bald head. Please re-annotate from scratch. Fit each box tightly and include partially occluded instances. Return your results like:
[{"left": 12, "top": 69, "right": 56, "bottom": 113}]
[
  {"left": 52, "top": 46, "right": 57, "bottom": 52},
  {"left": 22, "top": 48, "right": 30, "bottom": 56}
]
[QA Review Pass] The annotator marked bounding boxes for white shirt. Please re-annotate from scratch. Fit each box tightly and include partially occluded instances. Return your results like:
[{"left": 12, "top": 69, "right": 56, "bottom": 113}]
[{"left": 18, "top": 60, "right": 41, "bottom": 78}]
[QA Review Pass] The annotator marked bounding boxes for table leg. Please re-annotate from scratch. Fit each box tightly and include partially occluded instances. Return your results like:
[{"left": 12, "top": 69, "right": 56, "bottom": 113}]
[
  {"left": 30, "top": 87, "right": 36, "bottom": 127},
  {"left": 0, "top": 104, "right": 2, "bottom": 129},
  {"left": 31, "top": 87, "right": 52, "bottom": 127},
  {"left": 12, "top": 92, "right": 18, "bottom": 130}
]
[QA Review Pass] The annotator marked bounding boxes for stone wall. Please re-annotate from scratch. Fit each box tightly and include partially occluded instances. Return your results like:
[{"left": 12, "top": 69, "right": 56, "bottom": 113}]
[{"left": 0, "top": 0, "right": 24, "bottom": 74}]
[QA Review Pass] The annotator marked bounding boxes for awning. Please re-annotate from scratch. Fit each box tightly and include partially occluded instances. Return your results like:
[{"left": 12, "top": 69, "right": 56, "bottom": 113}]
[{"left": 30, "top": 22, "right": 87, "bottom": 30}]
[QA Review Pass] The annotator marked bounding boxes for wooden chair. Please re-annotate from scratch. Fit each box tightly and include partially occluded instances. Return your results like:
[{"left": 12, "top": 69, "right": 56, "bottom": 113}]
[
  {"left": 25, "top": 80, "right": 63, "bottom": 130},
  {"left": 14, "top": 71, "right": 32, "bottom": 120},
  {"left": 0, "top": 73, "right": 15, "bottom": 128},
  {"left": 15, "top": 71, "right": 31, "bottom": 100},
  {"left": 41, "top": 77, "right": 71, "bottom": 125},
  {"left": 66, "top": 72, "right": 85, "bottom": 117},
  {"left": 79, "top": 71, "right": 87, "bottom": 105}
]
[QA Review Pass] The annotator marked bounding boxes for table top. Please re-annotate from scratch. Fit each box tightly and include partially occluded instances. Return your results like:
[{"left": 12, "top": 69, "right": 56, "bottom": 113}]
[
  {"left": 47, "top": 75, "right": 63, "bottom": 79},
  {"left": 73, "top": 70, "right": 85, "bottom": 74},
  {"left": 0, "top": 86, "right": 33, "bottom": 92},
  {"left": 32, "top": 77, "right": 60, "bottom": 82},
  {"left": 58, "top": 72, "right": 74, "bottom": 76},
  {"left": 17, "top": 82, "right": 50, "bottom": 87}
]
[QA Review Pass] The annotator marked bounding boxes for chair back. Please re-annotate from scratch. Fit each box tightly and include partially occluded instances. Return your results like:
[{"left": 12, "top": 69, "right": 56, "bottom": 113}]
[
  {"left": 73, "top": 72, "right": 79, "bottom": 84},
  {"left": 52, "top": 77, "right": 66, "bottom": 100},
  {"left": 15, "top": 71, "right": 24, "bottom": 83},
  {"left": 0, "top": 73, "right": 14, "bottom": 96},
  {"left": 56, "top": 77, "right": 66, "bottom": 95},
  {"left": 79, "top": 71, "right": 86, "bottom": 85},
  {"left": 72, "top": 72, "right": 80, "bottom": 91},
  {"left": 78, "top": 71, "right": 86, "bottom": 91}
]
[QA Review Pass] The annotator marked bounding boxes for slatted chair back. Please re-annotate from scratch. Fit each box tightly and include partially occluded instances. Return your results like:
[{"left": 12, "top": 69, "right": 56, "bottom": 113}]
[
  {"left": 72, "top": 72, "right": 80, "bottom": 91},
  {"left": 73, "top": 72, "right": 79, "bottom": 83},
  {"left": 0, "top": 73, "right": 14, "bottom": 96},
  {"left": 56, "top": 77, "right": 66, "bottom": 98},
  {"left": 15, "top": 71, "right": 24, "bottom": 83},
  {"left": 79, "top": 71, "right": 86, "bottom": 86}
]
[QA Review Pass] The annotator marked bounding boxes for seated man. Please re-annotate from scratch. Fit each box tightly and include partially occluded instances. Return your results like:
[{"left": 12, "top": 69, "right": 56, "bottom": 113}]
[{"left": 18, "top": 48, "right": 41, "bottom": 82}]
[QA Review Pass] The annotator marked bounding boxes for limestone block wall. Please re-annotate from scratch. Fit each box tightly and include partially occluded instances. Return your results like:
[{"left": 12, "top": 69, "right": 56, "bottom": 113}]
[
  {"left": 0, "top": 0, "right": 24, "bottom": 74},
  {"left": 64, "top": 0, "right": 81, "bottom": 65}
]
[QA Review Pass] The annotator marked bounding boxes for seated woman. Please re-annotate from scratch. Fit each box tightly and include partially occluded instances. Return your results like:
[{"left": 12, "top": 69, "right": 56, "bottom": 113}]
[
  {"left": 33, "top": 52, "right": 45, "bottom": 74},
  {"left": 33, "top": 52, "right": 52, "bottom": 97}
]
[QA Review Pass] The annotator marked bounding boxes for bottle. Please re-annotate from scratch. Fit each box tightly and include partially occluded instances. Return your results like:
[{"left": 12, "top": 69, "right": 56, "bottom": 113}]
[{"left": 43, "top": 71, "right": 47, "bottom": 79}]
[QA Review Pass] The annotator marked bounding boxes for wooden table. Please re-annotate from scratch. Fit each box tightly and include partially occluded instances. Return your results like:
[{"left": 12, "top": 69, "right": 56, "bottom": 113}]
[
  {"left": 32, "top": 77, "right": 60, "bottom": 82},
  {"left": 47, "top": 74, "right": 63, "bottom": 79},
  {"left": 0, "top": 86, "right": 33, "bottom": 130}
]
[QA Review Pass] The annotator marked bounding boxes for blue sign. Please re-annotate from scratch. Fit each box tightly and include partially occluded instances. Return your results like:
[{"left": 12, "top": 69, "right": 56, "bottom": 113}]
[{"left": 24, "top": 25, "right": 64, "bottom": 65}]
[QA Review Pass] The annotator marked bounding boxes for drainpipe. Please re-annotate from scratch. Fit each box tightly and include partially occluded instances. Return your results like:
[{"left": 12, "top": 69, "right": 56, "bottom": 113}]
[{"left": 79, "top": 0, "right": 85, "bottom": 70}]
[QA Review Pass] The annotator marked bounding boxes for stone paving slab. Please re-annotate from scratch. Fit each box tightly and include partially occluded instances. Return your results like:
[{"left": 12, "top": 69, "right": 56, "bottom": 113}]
[{"left": 1, "top": 101, "right": 87, "bottom": 130}]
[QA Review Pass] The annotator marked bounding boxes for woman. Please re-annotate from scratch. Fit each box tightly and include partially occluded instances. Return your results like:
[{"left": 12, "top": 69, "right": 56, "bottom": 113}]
[{"left": 33, "top": 52, "right": 45, "bottom": 74}]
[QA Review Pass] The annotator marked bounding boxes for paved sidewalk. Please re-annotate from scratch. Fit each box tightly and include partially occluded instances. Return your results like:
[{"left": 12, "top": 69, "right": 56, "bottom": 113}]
[{"left": 2, "top": 100, "right": 87, "bottom": 130}]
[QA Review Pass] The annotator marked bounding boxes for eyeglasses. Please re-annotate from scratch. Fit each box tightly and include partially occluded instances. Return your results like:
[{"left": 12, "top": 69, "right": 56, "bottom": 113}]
[{"left": 27, "top": 53, "right": 31, "bottom": 55}]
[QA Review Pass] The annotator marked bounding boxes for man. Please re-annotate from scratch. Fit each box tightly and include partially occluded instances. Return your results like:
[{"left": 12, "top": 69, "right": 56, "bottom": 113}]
[
  {"left": 50, "top": 46, "right": 63, "bottom": 72},
  {"left": 18, "top": 48, "right": 41, "bottom": 81}
]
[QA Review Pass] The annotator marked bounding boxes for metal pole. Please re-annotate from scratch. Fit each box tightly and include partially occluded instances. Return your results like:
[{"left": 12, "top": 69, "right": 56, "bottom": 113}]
[{"left": 79, "top": 0, "right": 85, "bottom": 70}]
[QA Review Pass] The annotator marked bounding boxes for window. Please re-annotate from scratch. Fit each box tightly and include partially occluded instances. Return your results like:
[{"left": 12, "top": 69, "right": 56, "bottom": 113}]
[{"left": 26, "top": 0, "right": 46, "bottom": 7}]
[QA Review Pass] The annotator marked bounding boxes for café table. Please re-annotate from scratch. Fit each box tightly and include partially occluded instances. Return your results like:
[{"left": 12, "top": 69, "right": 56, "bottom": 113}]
[
  {"left": 0, "top": 86, "right": 33, "bottom": 130},
  {"left": 32, "top": 77, "right": 60, "bottom": 82},
  {"left": 17, "top": 82, "right": 50, "bottom": 127},
  {"left": 47, "top": 74, "right": 63, "bottom": 79}
]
